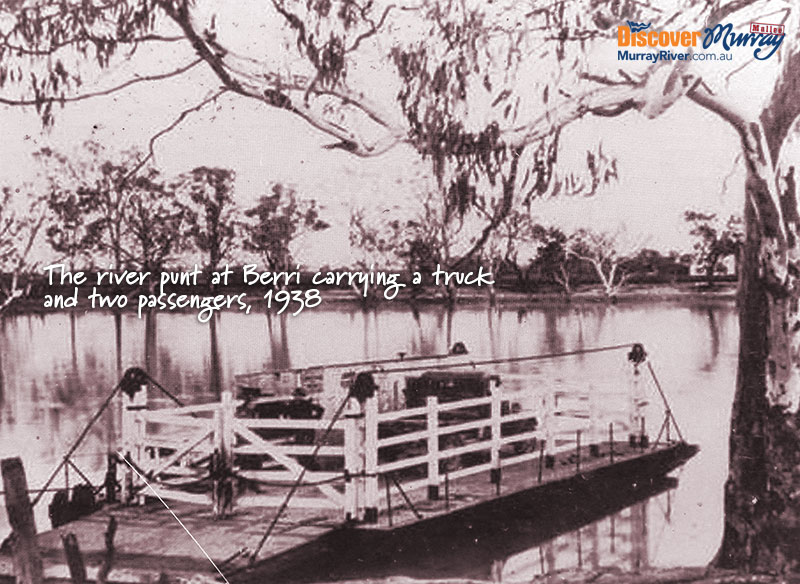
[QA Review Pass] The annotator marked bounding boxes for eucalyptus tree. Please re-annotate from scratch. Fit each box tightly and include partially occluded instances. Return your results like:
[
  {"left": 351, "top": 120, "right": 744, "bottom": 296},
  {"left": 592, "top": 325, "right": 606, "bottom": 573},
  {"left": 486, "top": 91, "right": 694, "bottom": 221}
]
[
  {"left": 175, "top": 166, "right": 238, "bottom": 279},
  {"left": 0, "top": 187, "right": 44, "bottom": 311}
]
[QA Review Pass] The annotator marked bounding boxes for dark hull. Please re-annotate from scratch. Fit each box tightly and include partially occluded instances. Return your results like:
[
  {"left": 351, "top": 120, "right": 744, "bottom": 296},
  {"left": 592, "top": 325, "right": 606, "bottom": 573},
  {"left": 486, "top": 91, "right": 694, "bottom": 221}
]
[{"left": 237, "top": 441, "right": 699, "bottom": 583}]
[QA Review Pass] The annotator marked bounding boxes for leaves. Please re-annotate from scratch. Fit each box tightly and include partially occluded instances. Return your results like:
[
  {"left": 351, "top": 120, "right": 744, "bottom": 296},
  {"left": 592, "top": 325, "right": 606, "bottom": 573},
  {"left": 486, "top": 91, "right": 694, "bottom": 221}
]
[
  {"left": 175, "top": 166, "right": 238, "bottom": 272},
  {"left": 242, "top": 182, "right": 329, "bottom": 273}
]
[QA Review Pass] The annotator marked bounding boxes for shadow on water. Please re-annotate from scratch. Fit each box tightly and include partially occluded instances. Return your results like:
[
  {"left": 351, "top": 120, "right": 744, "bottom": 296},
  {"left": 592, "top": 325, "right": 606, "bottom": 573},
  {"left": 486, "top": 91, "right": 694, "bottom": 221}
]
[{"left": 239, "top": 476, "right": 678, "bottom": 584}]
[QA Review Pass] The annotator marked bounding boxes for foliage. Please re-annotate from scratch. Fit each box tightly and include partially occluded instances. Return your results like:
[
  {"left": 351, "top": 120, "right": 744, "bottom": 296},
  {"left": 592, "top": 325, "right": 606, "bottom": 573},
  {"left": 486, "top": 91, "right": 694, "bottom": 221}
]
[
  {"left": 530, "top": 225, "right": 578, "bottom": 295},
  {"left": 242, "top": 183, "right": 329, "bottom": 273},
  {"left": 123, "top": 170, "right": 186, "bottom": 274},
  {"left": 349, "top": 190, "right": 471, "bottom": 275},
  {"left": 684, "top": 211, "right": 744, "bottom": 285},
  {"left": 35, "top": 142, "right": 144, "bottom": 268},
  {"left": 0, "top": 186, "right": 45, "bottom": 310},
  {"left": 568, "top": 227, "right": 643, "bottom": 298},
  {"left": 175, "top": 166, "right": 238, "bottom": 274}
]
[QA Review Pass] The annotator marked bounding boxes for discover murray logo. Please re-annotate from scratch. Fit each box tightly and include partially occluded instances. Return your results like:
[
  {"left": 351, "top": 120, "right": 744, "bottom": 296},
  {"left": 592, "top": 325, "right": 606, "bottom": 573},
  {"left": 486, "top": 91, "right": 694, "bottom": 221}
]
[{"left": 617, "top": 19, "right": 784, "bottom": 62}]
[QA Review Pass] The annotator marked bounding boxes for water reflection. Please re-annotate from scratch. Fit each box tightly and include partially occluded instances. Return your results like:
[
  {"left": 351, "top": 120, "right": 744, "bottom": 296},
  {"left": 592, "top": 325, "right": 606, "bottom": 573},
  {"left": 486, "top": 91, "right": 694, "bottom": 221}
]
[
  {"left": 251, "top": 477, "right": 675, "bottom": 583},
  {"left": 0, "top": 300, "right": 737, "bottom": 577}
]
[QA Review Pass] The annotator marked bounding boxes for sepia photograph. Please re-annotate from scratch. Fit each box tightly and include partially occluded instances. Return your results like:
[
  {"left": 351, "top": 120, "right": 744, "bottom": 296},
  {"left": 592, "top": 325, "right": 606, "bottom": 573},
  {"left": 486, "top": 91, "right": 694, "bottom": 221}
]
[{"left": 0, "top": 0, "right": 798, "bottom": 583}]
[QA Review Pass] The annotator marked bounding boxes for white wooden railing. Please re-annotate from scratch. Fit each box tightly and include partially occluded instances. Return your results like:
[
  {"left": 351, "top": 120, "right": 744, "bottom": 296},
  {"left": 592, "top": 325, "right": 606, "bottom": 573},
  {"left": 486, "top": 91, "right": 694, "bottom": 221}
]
[{"left": 117, "top": 371, "right": 646, "bottom": 522}]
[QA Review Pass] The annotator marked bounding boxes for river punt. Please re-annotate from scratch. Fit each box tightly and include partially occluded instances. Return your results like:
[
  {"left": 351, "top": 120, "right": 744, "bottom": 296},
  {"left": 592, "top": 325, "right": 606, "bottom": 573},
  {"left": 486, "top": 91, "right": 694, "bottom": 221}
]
[{"left": 0, "top": 343, "right": 698, "bottom": 583}]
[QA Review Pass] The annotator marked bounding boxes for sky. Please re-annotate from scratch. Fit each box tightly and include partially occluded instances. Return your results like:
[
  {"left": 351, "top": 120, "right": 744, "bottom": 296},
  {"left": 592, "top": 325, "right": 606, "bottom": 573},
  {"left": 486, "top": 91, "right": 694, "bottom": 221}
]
[{"left": 0, "top": 0, "right": 787, "bottom": 269}]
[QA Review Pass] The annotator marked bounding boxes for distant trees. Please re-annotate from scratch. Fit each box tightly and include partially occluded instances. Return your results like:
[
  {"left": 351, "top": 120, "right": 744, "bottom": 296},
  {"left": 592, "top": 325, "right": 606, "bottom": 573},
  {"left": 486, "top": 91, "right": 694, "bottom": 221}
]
[
  {"left": 242, "top": 183, "right": 329, "bottom": 274},
  {"left": 123, "top": 171, "right": 186, "bottom": 276},
  {"left": 567, "top": 228, "right": 644, "bottom": 299},
  {"left": 529, "top": 226, "right": 578, "bottom": 297},
  {"left": 176, "top": 167, "right": 238, "bottom": 277},
  {"left": 0, "top": 146, "right": 330, "bottom": 310},
  {"left": 0, "top": 187, "right": 45, "bottom": 311},
  {"left": 36, "top": 143, "right": 151, "bottom": 271},
  {"left": 684, "top": 211, "right": 744, "bottom": 286}
]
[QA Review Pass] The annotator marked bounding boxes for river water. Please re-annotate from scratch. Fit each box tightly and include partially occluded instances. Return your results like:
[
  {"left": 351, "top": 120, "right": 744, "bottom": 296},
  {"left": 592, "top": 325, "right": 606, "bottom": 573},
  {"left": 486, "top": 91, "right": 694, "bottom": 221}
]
[{"left": 0, "top": 300, "right": 737, "bottom": 580}]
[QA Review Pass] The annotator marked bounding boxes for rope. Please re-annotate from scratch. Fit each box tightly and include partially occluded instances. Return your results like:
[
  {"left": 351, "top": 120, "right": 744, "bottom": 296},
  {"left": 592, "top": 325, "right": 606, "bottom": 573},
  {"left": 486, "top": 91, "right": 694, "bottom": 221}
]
[
  {"left": 389, "top": 472, "right": 422, "bottom": 520},
  {"left": 142, "top": 371, "right": 187, "bottom": 408},
  {"left": 249, "top": 393, "right": 351, "bottom": 565},
  {"left": 363, "top": 343, "right": 638, "bottom": 376},
  {"left": 236, "top": 347, "right": 465, "bottom": 380},
  {"left": 32, "top": 381, "right": 122, "bottom": 507},
  {"left": 646, "top": 361, "right": 685, "bottom": 442}
]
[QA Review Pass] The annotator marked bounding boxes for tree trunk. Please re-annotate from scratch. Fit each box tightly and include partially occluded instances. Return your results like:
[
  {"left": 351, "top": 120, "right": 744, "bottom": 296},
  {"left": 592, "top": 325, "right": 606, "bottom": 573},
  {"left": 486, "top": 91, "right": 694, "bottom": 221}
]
[
  {"left": 714, "top": 195, "right": 800, "bottom": 572},
  {"left": 688, "top": 53, "right": 800, "bottom": 569}
]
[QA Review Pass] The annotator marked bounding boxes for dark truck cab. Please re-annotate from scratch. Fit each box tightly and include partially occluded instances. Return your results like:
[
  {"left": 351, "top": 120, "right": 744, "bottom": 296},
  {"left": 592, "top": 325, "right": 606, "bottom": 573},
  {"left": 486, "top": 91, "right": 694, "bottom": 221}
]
[
  {"left": 235, "top": 391, "right": 324, "bottom": 469},
  {"left": 380, "top": 371, "right": 538, "bottom": 465}
]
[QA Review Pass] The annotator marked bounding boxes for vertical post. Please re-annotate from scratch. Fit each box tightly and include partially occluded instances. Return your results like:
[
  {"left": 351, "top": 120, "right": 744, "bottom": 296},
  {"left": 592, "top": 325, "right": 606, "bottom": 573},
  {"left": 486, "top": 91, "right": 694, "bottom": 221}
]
[
  {"left": 120, "top": 384, "right": 146, "bottom": 505},
  {"left": 588, "top": 388, "right": 600, "bottom": 458},
  {"left": 576, "top": 430, "right": 581, "bottom": 473},
  {"left": 630, "top": 364, "right": 645, "bottom": 447},
  {"left": 588, "top": 387, "right": 597, "bottom": 445},
  {"left": 384, "top": 474, "right": 392, "bottom": 527},
  {"left": 537, "top": 440, "right": 544, "bottom": 484},
  {"left": 220, "top": 390, "right": 236, "bottom": 516},
  {"left": 543, "top": 391, "right": 555, "bottom": 469},
  {"left": 490, "top": 381, "right": 502, "bottom": 493},
  {"left": 61, "top": 533, "right": 87, "bottom": 584},
  {"left": 543, "top": 391, "right": 553, "bottom": 456},
  {"left": 444, "top": 471, "right": 450, "bottom": 511},
  {"left": 134, "top": 386, "right": 147, "bottom": 506},
  {"left": 609, "top": 423, "right": 615, "bottom": 464},
  {"left": 343, "top": 398, "right": 360, "bottom": 522},
  {"left": 426, "top": 396, "right": 440, "bottom": 500},
  {"left": 1, "top": 457, "right": 44, "bottom": 584},
  {"left": 121, "top": 384, "right": 147, "bottom": 464},
  {"left": 363, "top": 394, "right": 379, "bottom": 523},
  {"left": 640, "top": 417, "right": 648, "bottom": 450},
  {"left": 212, "top": 397, "right": 222, "bottom": 518},
  {"left": 220, "top": 390, "right": 235, "bottom": 465},
  {"left": 104, "top": 453, "right": 118, "bottom": 503}
]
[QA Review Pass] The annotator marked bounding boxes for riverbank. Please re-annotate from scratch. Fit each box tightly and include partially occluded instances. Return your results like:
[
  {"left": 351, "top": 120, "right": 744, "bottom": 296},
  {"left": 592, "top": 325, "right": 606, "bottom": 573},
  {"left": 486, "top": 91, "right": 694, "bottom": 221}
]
[{"left": 5, "top": 281, "right": 737, "bottom": 316}]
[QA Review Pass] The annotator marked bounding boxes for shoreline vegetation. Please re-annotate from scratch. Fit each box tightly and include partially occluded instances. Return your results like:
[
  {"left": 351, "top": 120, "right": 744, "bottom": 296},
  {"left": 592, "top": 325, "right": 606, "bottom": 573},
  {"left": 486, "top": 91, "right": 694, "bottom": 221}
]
[{"left": 4, "top": 279, "right": 738, "bottom": 316}]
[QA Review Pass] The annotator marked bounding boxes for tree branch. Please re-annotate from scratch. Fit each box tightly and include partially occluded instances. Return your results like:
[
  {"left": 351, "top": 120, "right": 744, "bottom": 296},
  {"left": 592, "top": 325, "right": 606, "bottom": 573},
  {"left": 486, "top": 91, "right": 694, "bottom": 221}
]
[
  {"left": 0, "top": 59, "right": 203, "bottom": 106},
  {"left": 122, "top": 88, "right": 229, "bottom": 183}
]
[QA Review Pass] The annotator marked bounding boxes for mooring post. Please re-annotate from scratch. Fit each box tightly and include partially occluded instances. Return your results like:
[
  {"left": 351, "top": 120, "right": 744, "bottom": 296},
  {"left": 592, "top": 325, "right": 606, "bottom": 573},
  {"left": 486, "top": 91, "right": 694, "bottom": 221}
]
[
  {"left": 2, "top": 457, "right": 44, "bottom": 584},
  {"left": 490, "top": 382, "right": 502, "bottom": 494},
  {"left": 426, "top": 396, "right": 440, "bottom": 501},
  {"left": 61, "top": 533, "right": 87, "bottom": 584},
  {"left": 363, "top": 394, "right": 379, "bottom": 523}
]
